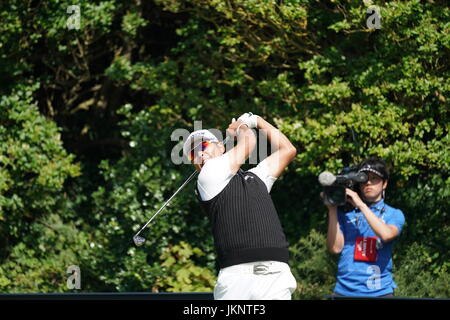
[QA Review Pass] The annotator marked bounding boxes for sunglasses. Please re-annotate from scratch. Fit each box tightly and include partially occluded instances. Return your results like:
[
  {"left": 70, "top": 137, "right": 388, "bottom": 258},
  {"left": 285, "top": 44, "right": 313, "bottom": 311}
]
[
  {"left": 188, "top": 141, "right": 214, "bottom": 162},
  {"left": 362, "top": 173, "right": 383, "bottom": 184}
]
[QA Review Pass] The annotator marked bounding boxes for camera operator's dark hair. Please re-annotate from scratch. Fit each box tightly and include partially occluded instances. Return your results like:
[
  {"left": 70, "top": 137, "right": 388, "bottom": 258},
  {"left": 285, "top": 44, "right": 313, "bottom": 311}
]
[{"left": 358, "top": 155, "right": 389, "bottom": 180}]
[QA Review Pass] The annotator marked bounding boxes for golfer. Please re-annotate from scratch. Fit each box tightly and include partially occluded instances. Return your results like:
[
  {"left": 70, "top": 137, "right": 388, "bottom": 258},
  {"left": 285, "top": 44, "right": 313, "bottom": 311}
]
[{"left": 183, "top": 113, "right": 297, "bottom": 300}]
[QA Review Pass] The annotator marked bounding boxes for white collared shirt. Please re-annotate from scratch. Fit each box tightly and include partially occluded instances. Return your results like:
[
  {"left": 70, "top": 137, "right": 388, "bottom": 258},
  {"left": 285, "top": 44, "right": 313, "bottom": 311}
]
[{"left": 197, "top": 152, "right": 277, "bottom": 201}]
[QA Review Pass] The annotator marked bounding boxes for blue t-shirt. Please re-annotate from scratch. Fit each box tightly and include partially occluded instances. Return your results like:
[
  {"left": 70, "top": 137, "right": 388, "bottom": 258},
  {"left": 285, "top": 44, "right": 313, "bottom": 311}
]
[{"left": 334, "top": 199, "right": 405, "bottom": 296}]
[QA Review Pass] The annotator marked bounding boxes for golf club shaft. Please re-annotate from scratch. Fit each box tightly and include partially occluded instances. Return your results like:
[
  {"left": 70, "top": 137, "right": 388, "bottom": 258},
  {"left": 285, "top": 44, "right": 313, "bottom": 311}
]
[
  {"left": 133, "top": 169, "right": 199, "bottom": 238},
  {"left": 133, "top": 135, "right": 231, "bottom": 239}
]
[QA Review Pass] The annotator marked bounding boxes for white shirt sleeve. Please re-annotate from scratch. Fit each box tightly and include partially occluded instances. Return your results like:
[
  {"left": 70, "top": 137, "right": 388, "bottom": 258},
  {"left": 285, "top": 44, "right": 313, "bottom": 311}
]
[
  {"left": 248, "top": 158, "right": 277, "bottom": 193},
  {"left": 197, "top": 152, "right": 235, "bottom": 201}
]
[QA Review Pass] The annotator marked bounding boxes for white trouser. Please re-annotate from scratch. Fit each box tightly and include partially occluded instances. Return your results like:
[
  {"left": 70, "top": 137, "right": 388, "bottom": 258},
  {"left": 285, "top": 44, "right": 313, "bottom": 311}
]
[{"left": 213, "top": 261, "right": 297, "bottom": 300}]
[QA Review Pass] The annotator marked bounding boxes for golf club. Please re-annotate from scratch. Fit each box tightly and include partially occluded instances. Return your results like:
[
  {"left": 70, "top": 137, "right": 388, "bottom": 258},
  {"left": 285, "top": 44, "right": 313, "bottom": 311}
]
[{"left": 133, "top": 135, "right": 231, "bottom": 246}]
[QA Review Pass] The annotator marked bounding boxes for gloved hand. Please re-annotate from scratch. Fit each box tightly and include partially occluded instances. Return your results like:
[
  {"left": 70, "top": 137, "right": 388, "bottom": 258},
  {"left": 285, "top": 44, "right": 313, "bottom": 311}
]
[
  {"left": 228, "top": 118, "right": 247, "bottom": 138},
  {"left": 237, "top": 112, "right": 259, "bottom": 129}
]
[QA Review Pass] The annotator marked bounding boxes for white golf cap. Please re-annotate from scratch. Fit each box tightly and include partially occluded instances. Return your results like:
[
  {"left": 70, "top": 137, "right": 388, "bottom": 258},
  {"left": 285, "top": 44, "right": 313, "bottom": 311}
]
[{"left": 182, "top": 129, "right": 219, "bottom": 160}]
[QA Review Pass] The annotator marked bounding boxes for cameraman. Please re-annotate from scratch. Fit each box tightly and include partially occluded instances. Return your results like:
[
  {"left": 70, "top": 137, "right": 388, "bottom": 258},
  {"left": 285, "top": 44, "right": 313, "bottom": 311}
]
[{"left": 324, "top": 156, "right": 405, "bottom": 297}]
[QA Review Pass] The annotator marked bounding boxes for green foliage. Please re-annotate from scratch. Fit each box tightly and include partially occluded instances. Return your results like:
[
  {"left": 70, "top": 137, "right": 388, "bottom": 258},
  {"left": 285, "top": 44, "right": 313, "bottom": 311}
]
[
  {"left": 154, "top": 241, "right": 216, "bottom": 292},
  {"left": 0, "top": 83, "right": 80, "bottom": 248},
  {"left": 0, "top": 82, "right": 83, "bottom": 291},
  {"left": 0, "top": 0, "right": 448, "bottom": 297},
  {"left": 290, "top": 229, "right": 337, "bottom": 299},
  {"left": 0, "top": 214, "right": 90, "bottom": 292},
  {"left": 395, "top": 242, "right": 450, "bottom": 298}
]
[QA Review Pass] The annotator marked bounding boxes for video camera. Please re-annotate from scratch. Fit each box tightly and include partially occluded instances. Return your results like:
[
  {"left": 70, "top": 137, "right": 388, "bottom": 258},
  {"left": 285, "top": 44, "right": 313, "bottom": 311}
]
[{"left": 318, "top": 166, "right": 368, "bottom": 211}]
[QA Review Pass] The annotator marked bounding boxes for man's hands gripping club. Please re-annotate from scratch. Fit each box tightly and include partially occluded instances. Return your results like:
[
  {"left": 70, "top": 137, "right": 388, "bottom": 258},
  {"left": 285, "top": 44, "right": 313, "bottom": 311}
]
[
  {"left": 227, "top": 112, "right": 297, "bottom": 179},
  {"left": 226, "top": 116, "right": 257, "bottom": 174}
]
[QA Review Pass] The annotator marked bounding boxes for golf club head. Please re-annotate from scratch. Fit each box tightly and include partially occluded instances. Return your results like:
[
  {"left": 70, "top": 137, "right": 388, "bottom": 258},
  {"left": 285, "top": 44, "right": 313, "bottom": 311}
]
[{"left": 133, "top": 235, "right": 146, "bottom": 247}]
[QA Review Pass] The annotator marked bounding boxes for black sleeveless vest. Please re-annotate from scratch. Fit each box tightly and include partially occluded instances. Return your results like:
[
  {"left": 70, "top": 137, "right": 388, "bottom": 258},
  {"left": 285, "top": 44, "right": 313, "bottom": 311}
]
[{"left": 196, "top": 169, "right": 289, "bottom": 269}]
